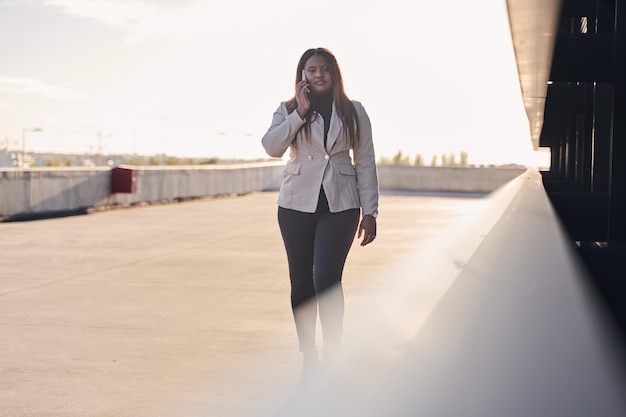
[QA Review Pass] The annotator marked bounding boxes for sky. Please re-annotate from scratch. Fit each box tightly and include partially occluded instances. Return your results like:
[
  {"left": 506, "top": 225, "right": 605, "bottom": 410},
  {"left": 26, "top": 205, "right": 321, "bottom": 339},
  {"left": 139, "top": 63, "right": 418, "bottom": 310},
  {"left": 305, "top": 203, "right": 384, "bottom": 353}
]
[{"left": 0, "top": 0, "right": 549, "bottom": 167}]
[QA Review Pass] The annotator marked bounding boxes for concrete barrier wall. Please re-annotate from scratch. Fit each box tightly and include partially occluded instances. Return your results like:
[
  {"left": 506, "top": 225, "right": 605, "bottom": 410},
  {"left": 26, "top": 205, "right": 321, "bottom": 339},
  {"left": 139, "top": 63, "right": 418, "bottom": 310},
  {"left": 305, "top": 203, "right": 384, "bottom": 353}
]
[
  {"left": 122, "top": 162, "right": 285, "bottom": 204},
  {"left": 0, "top": 163, "right": 525, "bottom": 219},
  {"left": 377, "top": 165, "right": 526, "bottom": 193},
  {"left": 0, "top": 168, "right": 111, "bottom": 219},
  {"left": 0, "top": 162, "right": 285, "bottom": 219}
]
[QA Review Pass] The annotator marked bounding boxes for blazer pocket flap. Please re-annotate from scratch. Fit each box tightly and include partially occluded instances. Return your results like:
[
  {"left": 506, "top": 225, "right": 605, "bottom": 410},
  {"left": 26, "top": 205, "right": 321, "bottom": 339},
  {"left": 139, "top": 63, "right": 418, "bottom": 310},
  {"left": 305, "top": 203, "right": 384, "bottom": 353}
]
[
  {"left": 284, "top": 163, "right": 302, "bottom": 175},
  {"left": 339, "top": 163, "right": 356, "bottom": 176}
]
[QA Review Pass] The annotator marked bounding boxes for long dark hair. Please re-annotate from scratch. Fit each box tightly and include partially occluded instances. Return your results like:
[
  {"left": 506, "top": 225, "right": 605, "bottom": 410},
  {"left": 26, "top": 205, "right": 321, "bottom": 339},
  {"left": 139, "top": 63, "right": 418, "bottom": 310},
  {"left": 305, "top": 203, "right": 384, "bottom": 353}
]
[{"left": 286, "top": 48, "right": 360, "bottom": 147}]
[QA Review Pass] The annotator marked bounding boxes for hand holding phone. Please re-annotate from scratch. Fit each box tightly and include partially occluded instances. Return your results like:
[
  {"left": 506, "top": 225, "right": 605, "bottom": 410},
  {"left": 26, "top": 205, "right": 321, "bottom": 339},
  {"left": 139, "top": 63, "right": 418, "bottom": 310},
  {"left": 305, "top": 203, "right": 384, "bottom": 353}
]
[{"left": 297, "top": 69, "right": 310, "bottom": 117}]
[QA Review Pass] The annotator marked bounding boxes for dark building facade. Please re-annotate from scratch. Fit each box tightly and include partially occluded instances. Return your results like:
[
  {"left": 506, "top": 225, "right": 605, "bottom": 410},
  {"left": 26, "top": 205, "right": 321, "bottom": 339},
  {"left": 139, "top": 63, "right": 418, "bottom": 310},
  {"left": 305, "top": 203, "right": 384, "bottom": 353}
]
[{"left": 508, "top": 0, "right": 626, "bottom": 333}]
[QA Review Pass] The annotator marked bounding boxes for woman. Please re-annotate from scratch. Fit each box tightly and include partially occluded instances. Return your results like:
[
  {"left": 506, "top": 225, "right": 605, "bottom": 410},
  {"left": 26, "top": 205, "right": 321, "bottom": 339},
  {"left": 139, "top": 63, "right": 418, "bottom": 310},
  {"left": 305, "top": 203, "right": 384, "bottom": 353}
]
[{"left": 262, "top": 48, "right": 379, "bottom": 377}]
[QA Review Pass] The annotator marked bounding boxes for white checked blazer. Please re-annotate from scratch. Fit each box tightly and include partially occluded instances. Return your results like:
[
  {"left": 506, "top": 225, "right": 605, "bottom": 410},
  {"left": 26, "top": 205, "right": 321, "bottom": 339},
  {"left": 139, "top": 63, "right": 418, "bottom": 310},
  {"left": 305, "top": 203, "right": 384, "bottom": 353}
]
[{"left": 262, "top": 100, "right": 379, "bottom": 217}]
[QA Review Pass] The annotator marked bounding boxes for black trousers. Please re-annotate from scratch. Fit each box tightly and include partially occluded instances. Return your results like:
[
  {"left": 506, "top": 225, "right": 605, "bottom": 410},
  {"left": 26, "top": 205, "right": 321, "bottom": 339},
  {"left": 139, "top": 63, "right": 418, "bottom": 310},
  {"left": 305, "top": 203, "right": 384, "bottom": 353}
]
[
  {"left": 278, "top": 189, "right": 359, "bottom": 356},
  {"left": 278, "top": 189, "right": 360, "bottom": 307}
]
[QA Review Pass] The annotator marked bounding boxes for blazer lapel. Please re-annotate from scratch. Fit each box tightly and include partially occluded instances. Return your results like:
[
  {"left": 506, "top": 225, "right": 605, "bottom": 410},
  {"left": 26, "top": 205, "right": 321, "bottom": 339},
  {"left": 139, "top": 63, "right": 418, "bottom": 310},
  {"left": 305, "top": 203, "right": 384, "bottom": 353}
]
[
  {"left": 310, "top": 115, "right": 326, "bottom": 150},
  {"left": 326, "top": 103, "right": 342, "bottom": 152}
]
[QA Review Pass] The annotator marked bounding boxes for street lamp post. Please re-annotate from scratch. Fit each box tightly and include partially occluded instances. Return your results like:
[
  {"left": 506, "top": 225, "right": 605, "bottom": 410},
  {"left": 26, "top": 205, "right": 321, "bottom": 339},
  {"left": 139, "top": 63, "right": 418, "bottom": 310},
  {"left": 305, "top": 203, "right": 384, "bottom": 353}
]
[{"left": 21, "top": 127, "right": 43, "bottom": 168}]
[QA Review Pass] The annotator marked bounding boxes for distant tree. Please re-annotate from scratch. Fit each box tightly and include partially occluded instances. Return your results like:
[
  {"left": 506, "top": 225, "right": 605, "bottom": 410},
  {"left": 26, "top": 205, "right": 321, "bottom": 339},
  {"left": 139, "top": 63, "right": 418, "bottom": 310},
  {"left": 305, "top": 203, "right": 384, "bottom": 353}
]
[
  {"left": 391, "top": 150, "right": 410, "bottom": 165},
  {"left": 459, "top": 150, "right": 469, "bottom": 166},
  {"left": 45, "top": 157, "right": 73, "bottom": 167},
  {"left": 124, "top": 156, "right": 144, "bottom": 166},
  {"left": 148, "top": 156, "right": 161, "bottom": 166},
  {"left": 199, "top": 157, "right": 219, "bottom": 165},
  {"left": 46, "top": 158, "right": 62, "bottom": 167},
  {"left": 447, "top": 152, "right": 457, "bottom": 167},
  {"left": 379, "top": 151, "right": 470, "bottom": 167}
]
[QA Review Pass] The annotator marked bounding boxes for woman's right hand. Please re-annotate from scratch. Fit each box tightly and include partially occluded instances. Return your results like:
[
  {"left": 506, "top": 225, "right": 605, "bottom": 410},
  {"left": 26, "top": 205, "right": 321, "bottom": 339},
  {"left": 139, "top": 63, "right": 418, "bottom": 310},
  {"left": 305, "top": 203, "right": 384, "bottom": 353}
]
[{"left": 296, "top": 77, "right": 310, "bottom": 119}]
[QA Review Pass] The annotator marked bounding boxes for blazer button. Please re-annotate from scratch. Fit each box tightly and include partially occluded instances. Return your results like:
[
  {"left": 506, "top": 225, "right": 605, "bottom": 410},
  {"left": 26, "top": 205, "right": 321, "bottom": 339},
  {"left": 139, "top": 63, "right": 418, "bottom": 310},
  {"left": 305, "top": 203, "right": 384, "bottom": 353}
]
[
  {"left": 324, "top": 155, "right": 329, "bottom": 160},
  {"left": 308, "top": 155, "right": 313, "bottom": 160}
]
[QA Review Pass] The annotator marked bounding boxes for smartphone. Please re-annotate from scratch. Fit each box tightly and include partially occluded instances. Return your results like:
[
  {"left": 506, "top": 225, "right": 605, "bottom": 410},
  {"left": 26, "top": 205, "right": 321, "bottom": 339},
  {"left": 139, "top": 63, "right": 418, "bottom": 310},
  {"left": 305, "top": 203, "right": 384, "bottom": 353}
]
[{"left": 302, "top": 69, "right": 307, "bottom": 83}]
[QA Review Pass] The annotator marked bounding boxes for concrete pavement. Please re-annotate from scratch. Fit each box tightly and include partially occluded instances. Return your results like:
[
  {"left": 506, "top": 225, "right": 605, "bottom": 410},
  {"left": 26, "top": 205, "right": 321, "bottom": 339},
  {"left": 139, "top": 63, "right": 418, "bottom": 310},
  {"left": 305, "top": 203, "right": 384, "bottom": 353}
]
[{"left": 0, "top": 191, "right": 488, "bottom": 417}]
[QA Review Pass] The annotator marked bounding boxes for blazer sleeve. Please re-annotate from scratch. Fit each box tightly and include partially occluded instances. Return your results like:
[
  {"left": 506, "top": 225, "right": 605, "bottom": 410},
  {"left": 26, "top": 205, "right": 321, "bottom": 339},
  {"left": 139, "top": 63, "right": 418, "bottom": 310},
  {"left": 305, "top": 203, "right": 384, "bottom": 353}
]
[
  {"left": 353, "top": 101, "right": 379, "bottom": 217},
  {"left": 261, "top": 102, "right": 306, "bottom": 158}
]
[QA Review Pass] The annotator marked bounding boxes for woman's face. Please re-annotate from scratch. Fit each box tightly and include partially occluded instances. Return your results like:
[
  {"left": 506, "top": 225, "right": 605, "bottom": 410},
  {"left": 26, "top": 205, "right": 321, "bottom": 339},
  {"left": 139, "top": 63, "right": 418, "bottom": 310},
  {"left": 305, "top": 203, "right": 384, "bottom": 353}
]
[{"left": 303, "top": 54, "right": 333, "bottom": 95}]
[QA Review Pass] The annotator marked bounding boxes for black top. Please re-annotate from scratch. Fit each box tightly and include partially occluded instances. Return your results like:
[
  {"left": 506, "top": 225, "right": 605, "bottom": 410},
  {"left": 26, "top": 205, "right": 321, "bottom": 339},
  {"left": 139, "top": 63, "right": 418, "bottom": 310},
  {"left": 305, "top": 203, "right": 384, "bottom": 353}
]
[{"left": 310, "top": 93, "right": 333, "bottom": 150}]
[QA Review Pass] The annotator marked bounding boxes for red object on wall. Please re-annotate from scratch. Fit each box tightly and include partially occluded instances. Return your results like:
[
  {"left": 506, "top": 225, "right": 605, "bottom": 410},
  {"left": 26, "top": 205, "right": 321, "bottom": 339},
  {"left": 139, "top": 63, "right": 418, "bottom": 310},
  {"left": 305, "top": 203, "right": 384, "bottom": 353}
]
[{"left": 110, "top": 167, "right": 137, "bottom": 194}]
